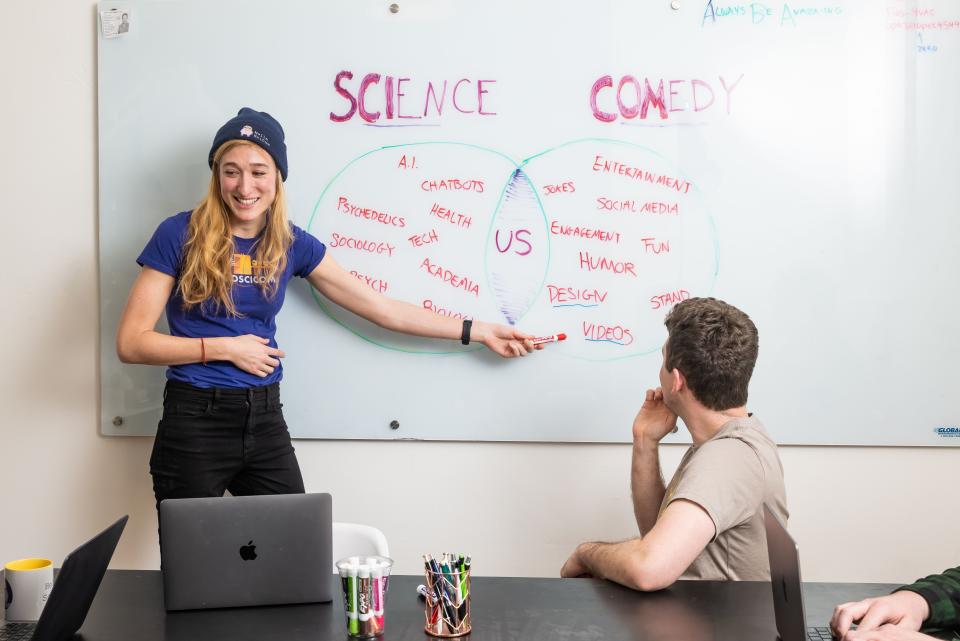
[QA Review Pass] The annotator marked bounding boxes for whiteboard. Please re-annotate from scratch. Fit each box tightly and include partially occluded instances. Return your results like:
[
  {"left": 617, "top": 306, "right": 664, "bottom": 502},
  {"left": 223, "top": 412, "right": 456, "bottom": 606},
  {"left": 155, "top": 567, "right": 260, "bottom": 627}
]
[{"left": 98, "top": 0, "right": 960, "bottom": 446}]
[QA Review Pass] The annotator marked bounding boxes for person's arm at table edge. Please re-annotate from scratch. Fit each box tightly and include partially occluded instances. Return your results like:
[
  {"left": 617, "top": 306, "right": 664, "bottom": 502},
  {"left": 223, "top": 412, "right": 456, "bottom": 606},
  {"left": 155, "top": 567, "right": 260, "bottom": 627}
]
[
  {"left": 562, "top": 499, "right": 715, "bottom": 592},
  {"left": 896, "top": 567, "right": 960, "bottom": 630},
  {"left": 831, "top": 567, "right": 960, "bottom": 638}
]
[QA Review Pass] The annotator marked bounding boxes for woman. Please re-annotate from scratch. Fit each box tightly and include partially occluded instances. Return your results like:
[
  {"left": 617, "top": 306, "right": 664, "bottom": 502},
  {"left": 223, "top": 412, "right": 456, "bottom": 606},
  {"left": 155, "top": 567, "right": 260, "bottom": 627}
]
[{"left": 117, "top": 108, "right": 535, "bottom": 507}]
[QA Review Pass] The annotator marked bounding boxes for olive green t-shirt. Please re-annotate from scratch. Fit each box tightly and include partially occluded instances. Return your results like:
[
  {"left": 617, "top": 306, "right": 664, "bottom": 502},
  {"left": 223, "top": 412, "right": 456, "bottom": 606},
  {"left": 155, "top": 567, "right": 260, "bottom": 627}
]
[{"left": 660, "top": 415, "right": 788, "bottom": 581}]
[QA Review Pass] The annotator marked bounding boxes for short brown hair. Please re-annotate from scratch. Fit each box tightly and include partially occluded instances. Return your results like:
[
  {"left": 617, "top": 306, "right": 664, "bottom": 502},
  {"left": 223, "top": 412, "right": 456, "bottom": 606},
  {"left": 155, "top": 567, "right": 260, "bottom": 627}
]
[{"left": 663, "top": 297, "right": 758, "bottom": 410}]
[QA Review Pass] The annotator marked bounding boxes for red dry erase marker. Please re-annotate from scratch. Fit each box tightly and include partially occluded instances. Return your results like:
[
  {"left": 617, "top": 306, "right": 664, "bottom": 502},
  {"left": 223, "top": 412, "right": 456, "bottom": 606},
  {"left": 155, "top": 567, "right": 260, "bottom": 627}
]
[{"left": 531, "top": 333, "right": 566, "bottom": 345}]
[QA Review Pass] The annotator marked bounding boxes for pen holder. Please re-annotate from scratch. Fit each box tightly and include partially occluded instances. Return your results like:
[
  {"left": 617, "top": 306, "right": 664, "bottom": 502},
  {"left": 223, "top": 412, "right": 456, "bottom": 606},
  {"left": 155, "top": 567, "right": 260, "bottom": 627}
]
[
  {"left": 423, "top": 565, "right": 471, "bottom": 637},
  {"left": 336, "top": 555, "right": 394, "bottom": 638}
]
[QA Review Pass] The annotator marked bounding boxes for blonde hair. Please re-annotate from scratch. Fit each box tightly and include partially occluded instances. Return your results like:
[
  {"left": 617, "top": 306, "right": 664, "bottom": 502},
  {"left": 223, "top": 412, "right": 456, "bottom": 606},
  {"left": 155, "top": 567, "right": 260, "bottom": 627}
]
[{"left": 178, "top": 140, "right": 293, "bottom": 316}]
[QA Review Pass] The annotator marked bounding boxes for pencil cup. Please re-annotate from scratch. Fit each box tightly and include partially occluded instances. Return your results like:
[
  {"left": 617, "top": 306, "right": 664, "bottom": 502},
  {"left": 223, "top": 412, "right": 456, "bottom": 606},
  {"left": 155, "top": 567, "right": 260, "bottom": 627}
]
[
  {"left": 423, "top": 560, "right": 471, "bottom": 637},
  {"left": 336, "top": 555, "right": 393, "bottom": 638}
]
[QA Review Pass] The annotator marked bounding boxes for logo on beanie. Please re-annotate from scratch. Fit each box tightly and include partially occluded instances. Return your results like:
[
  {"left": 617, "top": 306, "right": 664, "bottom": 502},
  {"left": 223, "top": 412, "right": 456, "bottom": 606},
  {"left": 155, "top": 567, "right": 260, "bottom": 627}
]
[{"left": 237, "top": 124, "right": 271, "bottom": 148}]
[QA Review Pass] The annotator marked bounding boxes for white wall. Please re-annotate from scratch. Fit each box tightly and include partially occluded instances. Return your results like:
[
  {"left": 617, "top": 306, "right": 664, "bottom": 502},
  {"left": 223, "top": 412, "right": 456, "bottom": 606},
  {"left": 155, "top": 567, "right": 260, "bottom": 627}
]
[{"left": 3, "top": 1, "right": 957, "bottom": 583}]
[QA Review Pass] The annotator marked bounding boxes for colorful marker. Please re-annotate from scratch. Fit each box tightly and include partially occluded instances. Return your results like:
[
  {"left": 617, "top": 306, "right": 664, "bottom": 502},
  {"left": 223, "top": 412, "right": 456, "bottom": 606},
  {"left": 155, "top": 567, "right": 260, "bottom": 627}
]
[
  {"left": 532, "top": 333, "right": 567, "bottom": 345},
  {"left": 358, "top": 564, "right": 372, "bottom": 633},
  {"left": 457, "top": 554, "right": 467, "bottom": 601},
  {"left": 370, "top": 561, "right": 385, "bottom": 629},
  {"left": 347, "top": 563, "right": 359, "bottom": 635},
  {"left": 416, "top": 583, "right": 435, "bottom": 603}
]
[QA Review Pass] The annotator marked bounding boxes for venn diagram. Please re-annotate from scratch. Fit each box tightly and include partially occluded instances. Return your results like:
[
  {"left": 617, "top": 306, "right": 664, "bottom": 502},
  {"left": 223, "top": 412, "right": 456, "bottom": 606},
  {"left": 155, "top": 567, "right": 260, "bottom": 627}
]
[{"left": 308, "top": 139, "right": 717, "bottom": 361}]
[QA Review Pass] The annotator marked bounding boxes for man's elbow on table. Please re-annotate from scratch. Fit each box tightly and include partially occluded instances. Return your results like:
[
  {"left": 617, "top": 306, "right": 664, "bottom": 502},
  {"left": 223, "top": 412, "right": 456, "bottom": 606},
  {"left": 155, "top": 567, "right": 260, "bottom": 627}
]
[
  {"left": 623, "top": 500, "right": 716, "bottom": 591},
  {"left": 622, "top": 550, "right": 683, "bottom": 592}
]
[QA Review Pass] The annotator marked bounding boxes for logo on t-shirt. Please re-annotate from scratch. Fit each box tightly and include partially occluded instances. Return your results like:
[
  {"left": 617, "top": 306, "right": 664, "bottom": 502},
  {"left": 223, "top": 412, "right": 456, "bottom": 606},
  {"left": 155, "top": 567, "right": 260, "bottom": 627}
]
[{"left": 232, "top": 253, "right": 276, "bottom": 285}]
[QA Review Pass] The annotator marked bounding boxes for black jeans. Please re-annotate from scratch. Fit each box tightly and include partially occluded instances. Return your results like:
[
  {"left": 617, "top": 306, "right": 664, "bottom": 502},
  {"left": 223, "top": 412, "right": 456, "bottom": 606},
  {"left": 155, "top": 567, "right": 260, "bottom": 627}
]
[{"left": 150, "top": 380, "right": 305, "bottom": 510}]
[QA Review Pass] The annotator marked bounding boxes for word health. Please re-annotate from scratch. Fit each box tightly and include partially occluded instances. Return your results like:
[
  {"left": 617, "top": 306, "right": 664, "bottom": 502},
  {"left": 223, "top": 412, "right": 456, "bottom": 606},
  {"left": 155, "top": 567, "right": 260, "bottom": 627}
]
[
  {"left": 429, "top": 203, "right": 473, "bottom": 228},
  {"left": 331, "top": 71, "right": 497, "bottom": 123},
  {"left": 590, "top": 74, "right": 744, "bottom": 122}
]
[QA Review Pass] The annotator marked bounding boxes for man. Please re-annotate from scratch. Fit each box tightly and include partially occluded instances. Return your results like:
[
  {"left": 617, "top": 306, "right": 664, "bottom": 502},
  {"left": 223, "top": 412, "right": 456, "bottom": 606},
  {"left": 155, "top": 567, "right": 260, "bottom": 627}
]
[
  {"left": 831, "top": 567, "right": 960, "bottom": 641},
  {"left": 560, "top": 297, "right": 788, "bottom": 591}
]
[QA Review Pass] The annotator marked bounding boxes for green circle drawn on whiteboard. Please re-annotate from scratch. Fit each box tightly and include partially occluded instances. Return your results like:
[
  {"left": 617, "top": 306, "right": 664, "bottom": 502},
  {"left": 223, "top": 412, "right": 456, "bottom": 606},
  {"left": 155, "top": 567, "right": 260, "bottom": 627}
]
[
  {"left": 306, "top": 139, "right": 719, "bottom": 359},
  {"left": 307, "top": 141, "right": 535, "bottom": 355}
]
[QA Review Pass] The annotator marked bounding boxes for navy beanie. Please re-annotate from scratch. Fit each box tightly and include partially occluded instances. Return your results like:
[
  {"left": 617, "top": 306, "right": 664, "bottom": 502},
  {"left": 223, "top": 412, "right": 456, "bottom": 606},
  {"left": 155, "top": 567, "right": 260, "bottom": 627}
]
[{"left": 208, "top": 108, "right": 288, "bottom": 181}]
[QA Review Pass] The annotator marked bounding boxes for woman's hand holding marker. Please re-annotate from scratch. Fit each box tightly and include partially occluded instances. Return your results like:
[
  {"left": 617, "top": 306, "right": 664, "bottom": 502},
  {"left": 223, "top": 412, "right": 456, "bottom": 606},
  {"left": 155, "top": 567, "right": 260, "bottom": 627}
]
[
  {"left": 472, "top": 321, "right": 540, "bottom": 357},
  {"left": 480, "top": 329, "right": 565, "bottom": 356}
]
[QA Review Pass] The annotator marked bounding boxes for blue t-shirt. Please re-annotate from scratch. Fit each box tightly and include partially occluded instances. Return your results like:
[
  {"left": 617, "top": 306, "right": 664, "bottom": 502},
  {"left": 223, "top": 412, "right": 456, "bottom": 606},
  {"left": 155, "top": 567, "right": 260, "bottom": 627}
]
[{"left": 136, "top": 211, "right": 326, "bottom": 388}]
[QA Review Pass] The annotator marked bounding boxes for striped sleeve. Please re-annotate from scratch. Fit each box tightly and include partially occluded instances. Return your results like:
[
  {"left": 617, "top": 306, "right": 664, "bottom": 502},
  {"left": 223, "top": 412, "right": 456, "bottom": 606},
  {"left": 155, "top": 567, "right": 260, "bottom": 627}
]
[{"left": 896, "top": 566, "right": 960, "bottom": 629}]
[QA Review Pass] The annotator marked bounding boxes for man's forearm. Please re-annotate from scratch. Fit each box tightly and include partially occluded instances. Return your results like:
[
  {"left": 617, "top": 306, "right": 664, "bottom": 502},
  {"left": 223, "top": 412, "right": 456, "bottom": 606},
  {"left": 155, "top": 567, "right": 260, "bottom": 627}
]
[
  {"left": 578, "top": 541, "right": 637, "bottom": 586},
  {"left": 575, "top": 540, "right": 666, "bottom": 592},
  {"left": 632, "top": 438, "right": 666, "bottom": 535}
]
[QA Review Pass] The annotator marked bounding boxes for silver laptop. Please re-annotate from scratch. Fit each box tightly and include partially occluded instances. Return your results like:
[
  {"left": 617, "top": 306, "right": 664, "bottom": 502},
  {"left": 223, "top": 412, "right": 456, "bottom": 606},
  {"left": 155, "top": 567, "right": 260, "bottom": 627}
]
[
  {"left": 159, "top": 493, "right": 332, "bottom": 611},
  {"left": 0, "top": 516, "right": 127, "bottom": 641},
  {"left": 764, "top": 504, "right": 835, "bottom": 641}
]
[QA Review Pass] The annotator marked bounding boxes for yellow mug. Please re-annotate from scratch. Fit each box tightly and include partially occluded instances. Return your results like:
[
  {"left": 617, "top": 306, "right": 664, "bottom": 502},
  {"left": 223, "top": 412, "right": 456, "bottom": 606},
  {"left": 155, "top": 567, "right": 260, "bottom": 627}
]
[{"left": 4, "top": 558, "right": 54, "bottom": 622}]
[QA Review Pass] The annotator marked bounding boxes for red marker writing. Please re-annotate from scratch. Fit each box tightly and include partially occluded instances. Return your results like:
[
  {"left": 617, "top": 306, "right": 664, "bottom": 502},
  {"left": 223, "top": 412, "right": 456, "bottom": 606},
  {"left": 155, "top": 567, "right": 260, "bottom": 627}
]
[{"left": 531, "top": 333, "right": 567, "bottom": 345}]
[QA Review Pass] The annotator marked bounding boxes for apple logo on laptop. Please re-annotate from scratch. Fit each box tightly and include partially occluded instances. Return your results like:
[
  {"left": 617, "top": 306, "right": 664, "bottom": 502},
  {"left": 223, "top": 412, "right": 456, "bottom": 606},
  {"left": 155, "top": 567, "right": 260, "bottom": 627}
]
[{"left": 239, "top": 540, "right": 258, "bottom": 561}]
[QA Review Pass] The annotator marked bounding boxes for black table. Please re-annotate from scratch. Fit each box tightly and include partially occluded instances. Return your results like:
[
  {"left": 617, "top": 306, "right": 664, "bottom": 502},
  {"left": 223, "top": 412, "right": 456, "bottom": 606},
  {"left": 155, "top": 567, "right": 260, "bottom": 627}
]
[{"left": 79, "top": 570, "right": 898, "bottom": 641}]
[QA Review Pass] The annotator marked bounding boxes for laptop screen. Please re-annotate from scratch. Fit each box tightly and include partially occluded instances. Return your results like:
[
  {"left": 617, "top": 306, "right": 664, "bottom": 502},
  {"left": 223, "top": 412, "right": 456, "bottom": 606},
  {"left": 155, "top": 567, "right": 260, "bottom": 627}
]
[
  {"left": 29, "top": 516, "right": 128, "bottom": 641},
  {"left": 764, "top": 505, "right": 808, "bottom": 641}
]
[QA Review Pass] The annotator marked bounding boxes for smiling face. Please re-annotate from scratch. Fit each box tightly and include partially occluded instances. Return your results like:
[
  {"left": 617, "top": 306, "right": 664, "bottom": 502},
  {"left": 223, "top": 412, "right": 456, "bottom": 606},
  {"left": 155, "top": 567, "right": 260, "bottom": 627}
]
[{"left": 217, "top": 142, "right": 277, "bottom": 237}]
